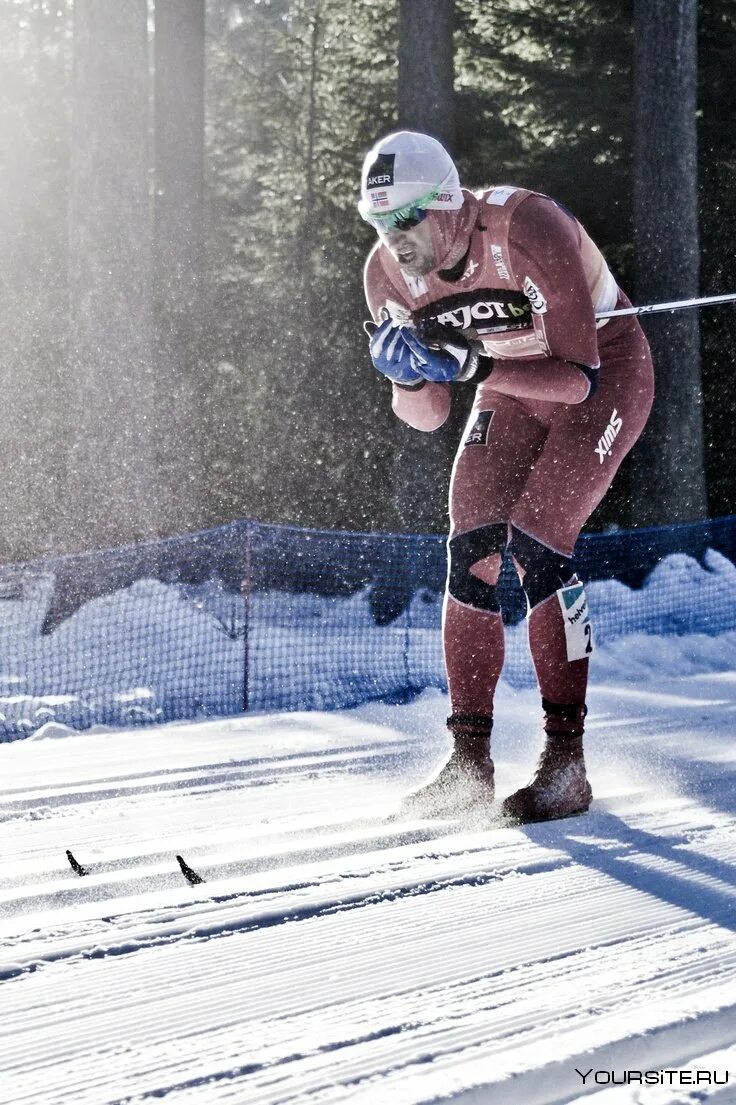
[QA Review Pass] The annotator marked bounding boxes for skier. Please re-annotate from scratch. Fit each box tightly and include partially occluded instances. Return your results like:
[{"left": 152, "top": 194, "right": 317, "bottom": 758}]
[{"left": 360, "top": 131, "right": 654, "bottom": 823}]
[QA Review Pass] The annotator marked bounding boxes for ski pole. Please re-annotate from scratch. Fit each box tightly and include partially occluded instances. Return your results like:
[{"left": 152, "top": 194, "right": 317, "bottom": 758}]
[{"left": 596, "top": 292, "right": 736, "bottom": 320}]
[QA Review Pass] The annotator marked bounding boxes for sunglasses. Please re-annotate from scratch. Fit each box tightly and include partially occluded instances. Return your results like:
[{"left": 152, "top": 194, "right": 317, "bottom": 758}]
[{"left": 361, "top": 186, "right": 440, "bottom": 231}]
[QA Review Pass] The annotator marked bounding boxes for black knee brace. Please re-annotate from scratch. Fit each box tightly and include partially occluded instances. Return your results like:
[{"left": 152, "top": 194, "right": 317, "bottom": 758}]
[
  {"left": 447, "top": 523, "right": 506, "bottom": 611},
  {"left": 509, "top": 526, "right": 575, "bottom": 610}
]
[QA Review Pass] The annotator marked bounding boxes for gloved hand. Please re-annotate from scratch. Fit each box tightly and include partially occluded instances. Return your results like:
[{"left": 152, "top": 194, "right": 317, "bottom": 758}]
[
  {"left": 367, "top": 319, "right": 424, "bottom": 385},
  {"left": 399, "top": 327, "right": 473, "bottom": 383}
]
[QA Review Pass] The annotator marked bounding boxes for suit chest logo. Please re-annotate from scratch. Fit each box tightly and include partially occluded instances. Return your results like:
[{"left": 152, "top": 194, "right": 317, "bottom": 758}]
[
  {"left": 522, "top": 276, "right": 548, "bottom": 314},
  {"left": 491, "top": 245, "right": 511, "bottom": 281},
  {"left": 433, "top": 293, "right": 531, "bottom": 332}
]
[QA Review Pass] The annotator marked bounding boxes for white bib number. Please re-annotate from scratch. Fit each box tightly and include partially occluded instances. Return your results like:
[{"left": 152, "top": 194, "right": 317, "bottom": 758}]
[{"left": 556, "top": 582, "right": 594, "bottom": 661}]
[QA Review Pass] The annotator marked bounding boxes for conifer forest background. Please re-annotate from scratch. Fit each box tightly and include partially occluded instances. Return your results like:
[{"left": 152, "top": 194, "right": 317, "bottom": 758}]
[{"left": 0, "top": 0, "right": 733, "bottom": 562}]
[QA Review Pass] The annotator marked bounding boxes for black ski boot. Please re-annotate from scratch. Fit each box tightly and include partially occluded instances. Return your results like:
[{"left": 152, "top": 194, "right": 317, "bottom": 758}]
[
  {"left": 399, "top": 712, "right": 494, "bottom": 819},
  {"left": 501, "top": 700, "right": 592, "bottom": 824}
]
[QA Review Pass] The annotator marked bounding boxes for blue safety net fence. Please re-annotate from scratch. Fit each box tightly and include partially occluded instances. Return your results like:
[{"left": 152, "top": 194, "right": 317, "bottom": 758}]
[{"left": 0, "top": 514, "right": 735, "bottom": 740}]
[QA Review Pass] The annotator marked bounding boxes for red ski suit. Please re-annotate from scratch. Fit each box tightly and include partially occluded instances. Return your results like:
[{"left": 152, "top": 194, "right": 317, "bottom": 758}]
[{"left": 364, "top": 186, "right": 654, "bottom": 720}]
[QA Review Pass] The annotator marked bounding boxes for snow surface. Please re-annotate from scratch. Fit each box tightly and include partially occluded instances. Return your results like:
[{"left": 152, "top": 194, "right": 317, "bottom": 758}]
[{"left": 3, "top": 662, "right": 736, "bottom": 1103}]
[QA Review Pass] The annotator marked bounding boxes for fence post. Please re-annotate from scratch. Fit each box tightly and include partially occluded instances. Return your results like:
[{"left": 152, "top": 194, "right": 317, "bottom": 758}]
[
  {"left": 404, "top": 534, "right": 415, "bottom": 694},
  {"left": 242, "top": 520, "right": 252, "bottom": 713}
]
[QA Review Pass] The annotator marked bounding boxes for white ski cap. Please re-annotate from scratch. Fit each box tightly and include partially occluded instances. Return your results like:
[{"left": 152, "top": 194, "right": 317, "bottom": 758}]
[{"left": 358, "top": 131, "right": 464, "bottom": 220}]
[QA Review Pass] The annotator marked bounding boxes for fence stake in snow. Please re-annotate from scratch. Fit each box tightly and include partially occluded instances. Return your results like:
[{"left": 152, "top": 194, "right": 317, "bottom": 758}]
[
  {"left": 66, "top": 849, "right": 88, "bottom": 877},
  {"left": 177, "top": 854, "right": 205, "bottom": 886}
]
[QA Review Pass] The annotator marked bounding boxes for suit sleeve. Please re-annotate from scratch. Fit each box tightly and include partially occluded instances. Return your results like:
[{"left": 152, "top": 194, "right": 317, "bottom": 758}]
[
  {"left": 486, "top": 358, "right": 594, "bottom": 404},
  {"left": 363, "top": 248, "right": 451, "bottom": 432},
  {"left": 483, "top": 194, "right": 600, "bottom": 404},
  {"left": 509, "top": 194, "right": 600, "bottom": 368}
]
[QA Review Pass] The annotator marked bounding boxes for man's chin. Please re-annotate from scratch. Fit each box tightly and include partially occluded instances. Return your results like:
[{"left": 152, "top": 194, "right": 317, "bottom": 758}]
[{"left": 398, "top": 258, "right": 434, "bottom": 278}]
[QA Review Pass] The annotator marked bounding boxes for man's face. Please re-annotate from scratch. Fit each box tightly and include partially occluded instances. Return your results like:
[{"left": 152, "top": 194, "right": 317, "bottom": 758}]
[{"left": 376, "top": 218, "right": 436, "bottom": 277}]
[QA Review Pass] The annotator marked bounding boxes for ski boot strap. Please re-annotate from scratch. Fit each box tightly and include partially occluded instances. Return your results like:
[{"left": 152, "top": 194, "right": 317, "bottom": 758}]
[
  {"left": 542, "top": 698, "right": 587, "bottom": 737},
  {"left": 447, "top": 712, "right": 493, "bottom": 757}
]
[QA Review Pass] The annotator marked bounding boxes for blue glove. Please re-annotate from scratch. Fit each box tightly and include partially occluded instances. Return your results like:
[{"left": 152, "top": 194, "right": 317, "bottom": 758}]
[
  {"left": 368, "top": 319, "right": 423, "bottom": 385},
  {"left": 399, "top": 327, "right": 471, "bottom": 383}
]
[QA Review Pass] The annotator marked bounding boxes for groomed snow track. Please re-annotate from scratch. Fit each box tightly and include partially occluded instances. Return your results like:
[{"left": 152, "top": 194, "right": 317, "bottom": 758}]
[{"left": 2, "top": 678, "right": 736, "bottom": 1104}]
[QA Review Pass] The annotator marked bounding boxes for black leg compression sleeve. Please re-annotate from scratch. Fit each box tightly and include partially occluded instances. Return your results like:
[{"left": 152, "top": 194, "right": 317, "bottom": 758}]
[
  {"left": 447, "top": 523, "right": 507, "bottom": 611},
  {"left": 508, "top": 526, "right": 575, "bottom": 610}
]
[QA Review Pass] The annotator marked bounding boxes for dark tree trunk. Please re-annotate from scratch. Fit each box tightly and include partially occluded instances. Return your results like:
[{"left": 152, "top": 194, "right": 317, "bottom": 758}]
[
  {"left": 68, "top": 0, "right": 156, "bottom": 547},
  {"left": 398, "top": 0, "right": 455, "bottom": 148},
  {"left": 632, "top": 0, "right": 706, "bottom": 524},
  {"left": 154, "top": 0, "right": 206, "bottom": 530},
  {"left": 394, "top": 0, "right": 457, "bottom": 533}
]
